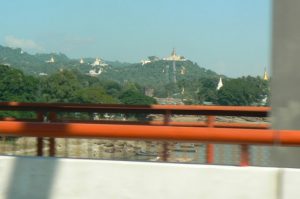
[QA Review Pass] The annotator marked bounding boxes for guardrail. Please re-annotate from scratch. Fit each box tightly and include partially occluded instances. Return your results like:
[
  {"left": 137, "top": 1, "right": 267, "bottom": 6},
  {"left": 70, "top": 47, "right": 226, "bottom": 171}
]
[{"left": 0, "top": 102, "right": 275, "bottom": 166}]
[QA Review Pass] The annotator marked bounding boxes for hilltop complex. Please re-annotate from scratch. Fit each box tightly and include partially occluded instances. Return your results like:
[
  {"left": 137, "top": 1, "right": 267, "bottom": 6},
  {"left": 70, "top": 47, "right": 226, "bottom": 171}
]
[{"left": 141, "top": 48, "right": 186, "bottom": 65}]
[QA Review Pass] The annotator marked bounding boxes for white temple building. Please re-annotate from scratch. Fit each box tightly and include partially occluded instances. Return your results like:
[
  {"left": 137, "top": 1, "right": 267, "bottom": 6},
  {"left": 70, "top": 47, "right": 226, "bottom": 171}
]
[
  {"left": 141, "top": 60, "right": 151, "bottom": 65},
  {"left": 163, "top": 48, "right": 186, "bottom": 61},
  {"left": 88, "top": 68, "right": 103, "bottom": 76},
  {"left": 91, "top": 58, "right": 108, "bottom": 67}
]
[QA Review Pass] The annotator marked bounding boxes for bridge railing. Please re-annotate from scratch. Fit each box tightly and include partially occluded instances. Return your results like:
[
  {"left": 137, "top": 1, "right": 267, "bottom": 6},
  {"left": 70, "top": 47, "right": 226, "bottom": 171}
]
[{"left": 0, "top": 102, "right": 285, "bottom": 166}]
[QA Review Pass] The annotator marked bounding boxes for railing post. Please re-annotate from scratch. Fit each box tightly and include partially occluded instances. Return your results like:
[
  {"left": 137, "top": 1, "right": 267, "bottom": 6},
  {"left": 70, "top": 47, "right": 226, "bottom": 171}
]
[
  {"left": 49, "top": 112, "right": 57, "bottom": 157},
  {"left": 36, "top": 112, "right": 44, "bottom": 156},
  {"left": 206, "top": 116, "right": 215, "bottom": 164},
  {"left": 163, "top": 110, "right": 171, "bottom": 125},
  {"left": 162, "top": 110, "right": 171, "bottom": 162},
  {"left": 240, "top": 144, "right": 250, "bottom": 166}
]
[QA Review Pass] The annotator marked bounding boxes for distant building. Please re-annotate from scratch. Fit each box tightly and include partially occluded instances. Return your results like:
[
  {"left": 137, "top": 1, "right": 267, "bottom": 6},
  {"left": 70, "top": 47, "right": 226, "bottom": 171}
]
[
  {"left": 39, "top": 72, "right": 48, "bottom": 76},
  {"left": 87, "top": 68, "right": 103, "bottom": 76},
  {"left": 141, "top": 60, "right": 151, "bottom": 65},
  {"left": 163, "top": 48, "right": 186, "bottom": 61},
  {"left": 92, "top": 58, "right": 101, "bottom": 66},
  {"left": 91, "top": 58, "right": 108, "bottom": 67},
  {"left": 217, "top": 77, "right": 223, "bottom": 90}
]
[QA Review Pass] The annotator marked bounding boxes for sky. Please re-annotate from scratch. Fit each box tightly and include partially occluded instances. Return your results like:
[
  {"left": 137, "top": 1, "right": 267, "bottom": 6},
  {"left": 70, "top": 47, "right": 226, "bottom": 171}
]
[{"left": 0, "top": 0, "right": 271, "bottom": 77}]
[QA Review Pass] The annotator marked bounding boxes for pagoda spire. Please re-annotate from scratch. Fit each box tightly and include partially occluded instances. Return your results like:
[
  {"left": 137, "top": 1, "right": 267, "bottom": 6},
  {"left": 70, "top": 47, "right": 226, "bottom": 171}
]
[
  {"left": 171, "top": 48, "right": 176, "bottom": 56},
  {"left": 263, "top": 68, "right": 269, "bottom": 80}
]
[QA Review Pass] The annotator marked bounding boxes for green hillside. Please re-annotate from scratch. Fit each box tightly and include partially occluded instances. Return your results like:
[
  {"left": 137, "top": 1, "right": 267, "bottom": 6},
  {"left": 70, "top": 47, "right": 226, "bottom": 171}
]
[
  {"left": 0, "top": 45, "right": 221, "bottom": 88},
  {"left": 0, "top": 44, "right": 269, "bottom": 106},
  {"left": 101, "top": 60, "right": 219, "bottom": 86}
]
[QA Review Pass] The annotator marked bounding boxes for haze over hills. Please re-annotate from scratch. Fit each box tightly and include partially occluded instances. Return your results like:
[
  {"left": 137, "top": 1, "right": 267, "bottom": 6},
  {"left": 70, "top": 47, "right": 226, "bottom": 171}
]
[{"left": 0, "top": 45, "right": 221, "bottom": 87}]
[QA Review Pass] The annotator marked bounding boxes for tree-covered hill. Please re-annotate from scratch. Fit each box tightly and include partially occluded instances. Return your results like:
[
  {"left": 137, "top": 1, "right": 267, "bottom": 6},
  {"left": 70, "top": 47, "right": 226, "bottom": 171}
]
[
  {"left": 0, "top": 61, "right": 269, "bottom": 107},
  {"left": 0, "top": 45, "right": 222, "bottom": 90},
  {"left": 100, "top": 60, "right": 220, "bottom": 87},
  {"left": 0, "top": 45, "right": 78, "bottom": 74},
  {"left": 0, "top": 45, "right": 270, "bottom": 106}
]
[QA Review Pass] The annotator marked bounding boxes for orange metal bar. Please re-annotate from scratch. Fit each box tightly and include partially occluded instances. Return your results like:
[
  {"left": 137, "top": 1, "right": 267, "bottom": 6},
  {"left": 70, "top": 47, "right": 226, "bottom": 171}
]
[
  {"left": 0, "top": 122, "right": 290, "bottom": 145},
  {"left": 0, "top": 102, "right": 270, "bottom": 111},
  {"left": 0, "top": 117, "right": 37, "bottom": 122},
  {"left": 52, "top": 120, "right": 270, "bottom": 129},
  {"left": 0, "top": 102, "right": 270, "bottom": 117}
]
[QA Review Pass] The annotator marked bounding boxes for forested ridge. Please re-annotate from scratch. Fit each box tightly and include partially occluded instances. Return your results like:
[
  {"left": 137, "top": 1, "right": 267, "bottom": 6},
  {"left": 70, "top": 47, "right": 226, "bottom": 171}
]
[{"left": 0, "top": 45, "right": 269, "bottom": 107}]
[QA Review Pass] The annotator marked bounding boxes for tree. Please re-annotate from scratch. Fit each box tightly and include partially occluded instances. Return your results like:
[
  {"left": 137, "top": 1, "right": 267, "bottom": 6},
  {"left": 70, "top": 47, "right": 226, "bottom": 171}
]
[
  {"left": 74, "top": 86, "right": 119, "bottom": 104},
  {"left": 40, "top": 70, "right": 81, "bottom": 102},
  {"left": 216, "top": 76, "right": 267, "bottom": 106},
  {"left": 0, "top": 65, "right": 39, "bottom": 118},
  {"left": 119, "top": 90, "right": 157, "bottom": 105}
]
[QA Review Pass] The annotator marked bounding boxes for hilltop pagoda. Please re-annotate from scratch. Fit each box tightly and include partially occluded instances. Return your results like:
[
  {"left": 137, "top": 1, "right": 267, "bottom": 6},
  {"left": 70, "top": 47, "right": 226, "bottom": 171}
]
[{"left": 263, "top": 68, "right": 269, "bottom": 81}]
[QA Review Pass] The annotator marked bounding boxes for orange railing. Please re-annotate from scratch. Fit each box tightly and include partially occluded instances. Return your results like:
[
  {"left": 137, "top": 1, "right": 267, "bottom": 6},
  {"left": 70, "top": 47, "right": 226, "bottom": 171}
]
[{"left": 0, "top": 102, "right": 284, "bottom": 166}]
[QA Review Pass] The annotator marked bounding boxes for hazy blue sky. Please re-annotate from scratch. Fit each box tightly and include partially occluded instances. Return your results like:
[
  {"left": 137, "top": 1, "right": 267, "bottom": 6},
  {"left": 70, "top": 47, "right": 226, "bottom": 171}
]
[{"left": 0, "top": 0, "right": 271, "bottom": 77}]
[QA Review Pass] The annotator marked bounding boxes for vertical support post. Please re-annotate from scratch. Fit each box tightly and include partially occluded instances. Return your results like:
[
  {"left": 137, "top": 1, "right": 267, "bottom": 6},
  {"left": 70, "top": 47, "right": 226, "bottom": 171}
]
[
  {"left": 162, "top": 110, "right": 171, "bottom": 162},
  {"left": 162, "top": 142, "right": 168, "bottom": 162},
  {"left": 163, "top": 110, "right": 171, "bottom": 125},
  {"left": 206, "top": 116, "right": 215, "bottom": 164},
  {"left": 1, "top": 136, "right": 6, "bottom": 155},
  {"left": 36, "top": 112, "right": 44, "bottom": 156},
  {"left": 49, "top": 112, "right": 57, "bottom": 157},
  {"left": 240, "top": 144, "right": 250, "bottom": 166}
]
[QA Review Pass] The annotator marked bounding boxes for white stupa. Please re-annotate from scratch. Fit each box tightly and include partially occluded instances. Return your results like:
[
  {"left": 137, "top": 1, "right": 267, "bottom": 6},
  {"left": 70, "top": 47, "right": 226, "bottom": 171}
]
[
  {"left": 92, "top": 58, "right": 101, "bottom": 66},
  {"left": 80, "top": 58, "right": 84, "bottom": 64},
  {"left": 46, "top": 57, "right": 55, "bottom": 63},
  {"left": 181, "top": 66, "right": 186, "bottom": 75},
  {"left": 217, "top": 77, "right": 223, "bottom": 90}
]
